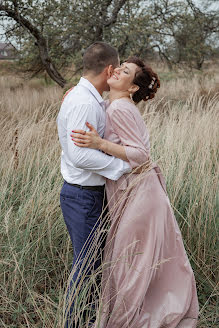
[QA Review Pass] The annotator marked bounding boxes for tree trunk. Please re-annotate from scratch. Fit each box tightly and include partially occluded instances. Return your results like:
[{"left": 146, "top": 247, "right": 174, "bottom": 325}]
[
  {"left": 196, "top": 58, "right": 204, "bottom": 70},
  {"left": 37, "top": 40, "right": 66, "bottom": 87},
  {"left": 0, "top": 3, "right": 66, "bottom": 87}
]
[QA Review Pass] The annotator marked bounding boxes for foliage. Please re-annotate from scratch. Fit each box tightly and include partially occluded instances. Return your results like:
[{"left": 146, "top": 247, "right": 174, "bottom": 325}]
[{"left": 0, "top": 0, "right": 219, "bottom": 85}]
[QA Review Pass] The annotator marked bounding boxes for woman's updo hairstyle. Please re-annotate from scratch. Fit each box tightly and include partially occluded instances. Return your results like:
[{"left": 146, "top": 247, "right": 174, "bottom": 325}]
[{"left": 126, "top": 56, "right": 160, "bottom": 104}]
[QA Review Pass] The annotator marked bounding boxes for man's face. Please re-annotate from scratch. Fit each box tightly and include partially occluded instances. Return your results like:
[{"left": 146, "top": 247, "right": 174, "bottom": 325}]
[{"left": 104, "top": 56, "right": 120, "bottom": 92}]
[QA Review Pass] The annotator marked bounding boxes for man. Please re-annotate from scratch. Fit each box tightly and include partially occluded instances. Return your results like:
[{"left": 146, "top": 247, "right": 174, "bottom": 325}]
[{"left": 57, "top": 42, "right": 131, "bottom": 327}]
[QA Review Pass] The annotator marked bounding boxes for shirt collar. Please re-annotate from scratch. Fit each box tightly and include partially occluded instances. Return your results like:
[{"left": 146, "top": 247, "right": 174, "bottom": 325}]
[{"left": 78, "top": 77, "right": 105, "bottom": 108}]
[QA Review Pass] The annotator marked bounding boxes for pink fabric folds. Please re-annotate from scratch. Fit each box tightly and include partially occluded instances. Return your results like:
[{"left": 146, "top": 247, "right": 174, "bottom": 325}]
[{"left": 96, "top": 99, "right": 199, "bottom": 328}]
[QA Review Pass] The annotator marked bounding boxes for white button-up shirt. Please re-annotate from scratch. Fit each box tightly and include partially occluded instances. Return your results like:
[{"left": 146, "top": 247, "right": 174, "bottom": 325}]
[{"left": 57, "top": 77, "right": 131, "bottom": 186}]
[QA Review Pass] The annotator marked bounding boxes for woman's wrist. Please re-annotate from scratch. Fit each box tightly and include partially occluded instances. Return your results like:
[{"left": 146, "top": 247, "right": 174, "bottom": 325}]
[
  {"left": 98, "top": 139, "right": 128, "bottom": 161},
  {"left": 99, "top": 138, "right": 107, "bottom": 152}
]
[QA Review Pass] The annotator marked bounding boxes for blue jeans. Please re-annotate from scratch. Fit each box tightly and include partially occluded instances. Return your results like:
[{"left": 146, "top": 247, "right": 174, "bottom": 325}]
[{"left": 60, "top": 181, "right": 105, "bottom": 327}]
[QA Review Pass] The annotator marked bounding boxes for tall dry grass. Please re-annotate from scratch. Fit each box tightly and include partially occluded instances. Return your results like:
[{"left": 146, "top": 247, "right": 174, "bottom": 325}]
[{"left": 0, "top": 70, "right": 218, "bottom": 327}]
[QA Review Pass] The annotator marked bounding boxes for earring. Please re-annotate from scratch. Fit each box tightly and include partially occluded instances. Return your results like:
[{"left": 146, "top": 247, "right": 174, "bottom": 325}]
[{"left": 130, "top": 93, "right": 133, "bottom": 100}]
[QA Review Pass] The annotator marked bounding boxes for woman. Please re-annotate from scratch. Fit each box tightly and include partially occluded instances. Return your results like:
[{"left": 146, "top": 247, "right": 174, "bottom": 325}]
[{"left": 71, "top": 57, "right": 199, "bottom": 328}]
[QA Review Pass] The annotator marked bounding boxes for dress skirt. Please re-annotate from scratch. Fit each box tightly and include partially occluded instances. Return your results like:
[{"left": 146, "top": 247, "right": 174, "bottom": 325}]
[{"left": 95, "top": 98, "right": 199, "bottom": 328}]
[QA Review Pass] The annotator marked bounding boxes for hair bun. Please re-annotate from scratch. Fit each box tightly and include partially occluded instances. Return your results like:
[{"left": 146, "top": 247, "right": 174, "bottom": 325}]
[{"left": 126, "top": 56, "right": 160, "bottom": 104}]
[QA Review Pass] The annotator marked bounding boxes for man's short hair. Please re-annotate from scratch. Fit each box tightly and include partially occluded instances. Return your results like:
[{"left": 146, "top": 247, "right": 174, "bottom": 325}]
[{"left": 83, "top": 42, "right": 119, "bottom": 75}]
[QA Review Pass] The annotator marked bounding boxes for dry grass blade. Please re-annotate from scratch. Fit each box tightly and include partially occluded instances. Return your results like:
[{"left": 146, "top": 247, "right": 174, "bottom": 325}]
[{"left": 0, "top": 68, "right": 218, "bottom": 327}]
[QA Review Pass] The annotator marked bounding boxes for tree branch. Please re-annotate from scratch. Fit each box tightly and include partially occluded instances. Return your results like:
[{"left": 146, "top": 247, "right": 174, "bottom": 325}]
[
  {"left": 0, "top": 2, "right": 66, "bottom": 87},
  {"left": 104, "top": 0, "right": 127, "bottom": 27}
]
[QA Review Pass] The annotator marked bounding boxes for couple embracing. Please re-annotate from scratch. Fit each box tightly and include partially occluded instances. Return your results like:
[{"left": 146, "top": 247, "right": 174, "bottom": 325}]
[{"left": 57, "top": 42, "right": 199, "bottom": 328}]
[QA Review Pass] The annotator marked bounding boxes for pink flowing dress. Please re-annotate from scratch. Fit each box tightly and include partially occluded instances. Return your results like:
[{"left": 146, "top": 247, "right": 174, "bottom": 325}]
[{"left": 97, "top": 99, "right": 199, "bottom": 328}]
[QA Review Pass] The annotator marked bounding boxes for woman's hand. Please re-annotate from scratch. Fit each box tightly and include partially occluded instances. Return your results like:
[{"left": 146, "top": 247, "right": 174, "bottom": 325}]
[{"left": 71, "top": 122, "right": 103, "bottom": 150}]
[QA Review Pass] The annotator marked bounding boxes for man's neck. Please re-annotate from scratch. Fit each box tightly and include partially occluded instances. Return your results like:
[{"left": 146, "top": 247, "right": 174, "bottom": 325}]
[{"left": 83, "top": 74, "right": 105, "bottom": 96}]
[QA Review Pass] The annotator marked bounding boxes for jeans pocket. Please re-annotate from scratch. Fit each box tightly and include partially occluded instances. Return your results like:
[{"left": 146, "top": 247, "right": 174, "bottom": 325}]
[
  {"left": 60, "top": 182, "right": 81, "bottom": 201},
  {"left": 60, "top": 193, "right": 79, "bottom": 201},
  {"left": 84, "top": 192, "right": 97, "bottom": 219}
]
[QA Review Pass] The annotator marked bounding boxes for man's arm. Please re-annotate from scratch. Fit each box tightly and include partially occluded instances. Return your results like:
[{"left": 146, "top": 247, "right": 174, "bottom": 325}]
[{"left": 61, "top": 103, "right": 131, "bottom": 180}]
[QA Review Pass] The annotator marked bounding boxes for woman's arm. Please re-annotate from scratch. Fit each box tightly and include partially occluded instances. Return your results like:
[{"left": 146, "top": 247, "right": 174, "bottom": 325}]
[
  {"left": 100, "top": 139, "right": 128, "bottom": 161},
  {"left": 109, "top": 107, "right": 149, "bottom": 168},
  {"left": 72, "top": 104, "right": 150, "bottom": 169},
  {"left": 71, "top": 122, "right": 128, "bottom": 161}
]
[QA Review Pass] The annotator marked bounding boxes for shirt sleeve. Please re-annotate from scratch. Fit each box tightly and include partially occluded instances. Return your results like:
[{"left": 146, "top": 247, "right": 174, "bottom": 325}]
[
  {"left": 109, "top": 106, "right": 150, "bottom": 168},
  {"left": 65, "top": 103, "right": 131, "bottom": 180}
]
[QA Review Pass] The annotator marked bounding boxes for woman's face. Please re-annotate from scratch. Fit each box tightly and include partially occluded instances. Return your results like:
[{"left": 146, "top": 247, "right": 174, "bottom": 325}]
[{"left": 107, "top": 62, "right": 139, "bottom": 92}]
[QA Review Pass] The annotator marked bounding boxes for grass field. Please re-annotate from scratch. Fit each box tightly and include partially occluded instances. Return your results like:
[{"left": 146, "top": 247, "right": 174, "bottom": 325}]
[{"left": 0, "top": 63, "right": 218, "bottom": 327}]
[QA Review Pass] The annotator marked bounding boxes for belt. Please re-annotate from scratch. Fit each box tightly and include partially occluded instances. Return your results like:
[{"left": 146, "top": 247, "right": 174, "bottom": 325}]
[{"left": 66, "top": 182, "right": 104, "bottom": 192}]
